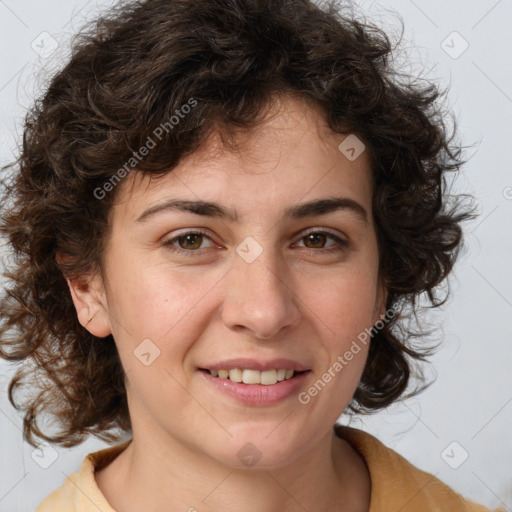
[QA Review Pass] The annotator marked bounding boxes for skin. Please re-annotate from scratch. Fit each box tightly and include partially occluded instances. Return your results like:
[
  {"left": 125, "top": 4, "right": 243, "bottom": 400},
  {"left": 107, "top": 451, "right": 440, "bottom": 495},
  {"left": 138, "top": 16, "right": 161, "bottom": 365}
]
[{"left": 65, "top": 95, "right": 387, "bottom": 512}]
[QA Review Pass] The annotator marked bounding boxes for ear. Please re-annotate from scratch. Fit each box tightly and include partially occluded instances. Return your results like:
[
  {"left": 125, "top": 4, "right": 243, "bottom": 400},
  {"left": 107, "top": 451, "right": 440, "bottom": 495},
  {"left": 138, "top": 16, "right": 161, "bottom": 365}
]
[{"left": 57, "top": 252, "right": 112, "bottom": 338}]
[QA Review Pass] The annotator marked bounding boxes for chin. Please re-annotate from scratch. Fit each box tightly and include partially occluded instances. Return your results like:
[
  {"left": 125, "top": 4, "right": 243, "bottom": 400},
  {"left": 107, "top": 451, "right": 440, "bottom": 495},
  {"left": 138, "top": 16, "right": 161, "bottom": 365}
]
[{"left": 206, "top": 426, "right": 310, "bottom": 470}]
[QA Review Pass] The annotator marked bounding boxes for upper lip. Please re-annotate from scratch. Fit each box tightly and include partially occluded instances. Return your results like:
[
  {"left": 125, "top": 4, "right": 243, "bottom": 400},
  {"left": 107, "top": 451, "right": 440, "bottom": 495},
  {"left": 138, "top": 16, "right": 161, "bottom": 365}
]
[{"left": 200, "top": 358, "right": 310, "bottom": 372}]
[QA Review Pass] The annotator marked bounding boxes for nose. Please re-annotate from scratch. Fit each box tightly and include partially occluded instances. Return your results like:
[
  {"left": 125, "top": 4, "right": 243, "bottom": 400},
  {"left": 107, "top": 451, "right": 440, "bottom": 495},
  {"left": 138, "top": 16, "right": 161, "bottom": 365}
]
[{"left": 220, "top": 248, "right": 301, "bottom": 340}]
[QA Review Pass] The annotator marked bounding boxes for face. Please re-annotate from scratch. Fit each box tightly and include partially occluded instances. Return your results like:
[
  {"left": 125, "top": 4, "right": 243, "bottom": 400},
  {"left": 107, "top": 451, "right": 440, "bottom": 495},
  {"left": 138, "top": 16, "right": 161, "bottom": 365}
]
[{"left": 69, "top": 95, "right": 387, "bottom": 469}]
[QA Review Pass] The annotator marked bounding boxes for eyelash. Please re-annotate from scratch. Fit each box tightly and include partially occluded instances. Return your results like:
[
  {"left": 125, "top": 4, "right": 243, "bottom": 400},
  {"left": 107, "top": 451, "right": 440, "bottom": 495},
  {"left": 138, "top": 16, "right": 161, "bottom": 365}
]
[{"left": 162, "top": 228, "right": 349, "bottom": 257}]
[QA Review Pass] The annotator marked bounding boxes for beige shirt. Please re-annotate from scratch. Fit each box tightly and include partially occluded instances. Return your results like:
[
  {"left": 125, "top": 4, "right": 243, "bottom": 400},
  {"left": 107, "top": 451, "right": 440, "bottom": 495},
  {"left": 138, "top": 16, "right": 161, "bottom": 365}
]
[{"left": 36, "top": 425, "right": 505, "bottom": 512}]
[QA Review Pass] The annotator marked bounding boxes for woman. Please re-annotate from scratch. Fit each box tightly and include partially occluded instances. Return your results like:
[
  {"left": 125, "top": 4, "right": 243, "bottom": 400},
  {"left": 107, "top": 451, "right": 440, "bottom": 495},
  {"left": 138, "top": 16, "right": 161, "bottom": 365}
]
[{"left": 0, "top": 0, "right": 503, "bottom": 510}]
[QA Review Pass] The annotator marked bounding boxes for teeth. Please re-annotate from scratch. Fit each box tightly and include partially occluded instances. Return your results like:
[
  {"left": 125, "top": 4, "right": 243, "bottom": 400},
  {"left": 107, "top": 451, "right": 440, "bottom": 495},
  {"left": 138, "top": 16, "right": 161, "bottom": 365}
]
[
  {"left": 228, "top": 369, "right": 243, "bottom": 383},
  {"left": 210, "top": 368, "right": 297, "bottom": 385},
  {"left": 260, "top": 370, "right": 278, "bottom": 385},
  {"left": 243, "top": 369, "right": 261, "bottom": 384}
]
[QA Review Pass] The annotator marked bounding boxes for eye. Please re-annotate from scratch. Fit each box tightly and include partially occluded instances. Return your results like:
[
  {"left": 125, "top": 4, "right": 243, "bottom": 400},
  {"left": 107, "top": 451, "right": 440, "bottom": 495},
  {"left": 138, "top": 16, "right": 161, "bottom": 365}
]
[
  {"left": 294, "top": 229, "right": 348, "bottom": 253},
  {"left": 163, "top": 229, "right": 215, "bottom": 254}
]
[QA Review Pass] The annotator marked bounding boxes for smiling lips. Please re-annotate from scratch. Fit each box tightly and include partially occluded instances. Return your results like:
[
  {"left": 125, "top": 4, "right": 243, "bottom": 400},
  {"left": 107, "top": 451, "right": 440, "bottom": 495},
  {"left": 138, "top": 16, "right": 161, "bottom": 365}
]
[{"left": 199, "top": 358, "right": 311, "bottom": 405}]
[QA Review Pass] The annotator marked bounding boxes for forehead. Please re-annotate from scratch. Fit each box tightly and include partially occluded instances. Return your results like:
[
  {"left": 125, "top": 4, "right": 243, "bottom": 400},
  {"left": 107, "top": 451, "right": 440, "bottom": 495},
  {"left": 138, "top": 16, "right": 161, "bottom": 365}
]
[{"left": 113, "top": 95, "right": 373, "bottom": 223}]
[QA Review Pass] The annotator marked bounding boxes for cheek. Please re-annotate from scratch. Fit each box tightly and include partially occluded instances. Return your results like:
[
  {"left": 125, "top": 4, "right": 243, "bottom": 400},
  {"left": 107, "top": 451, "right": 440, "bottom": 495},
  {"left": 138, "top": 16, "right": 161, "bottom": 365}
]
[
  {"left": 299, "top": 272, "right": 375, "bottom": 413},
  {"left": 107, "top": 260, "right": 214, "bottom": 343},
  {"left": 303, "top": 267, "right": 379, "bottom": 344},
  {"left": 107, "top": 268, "right": 207, "bottom": 418}
]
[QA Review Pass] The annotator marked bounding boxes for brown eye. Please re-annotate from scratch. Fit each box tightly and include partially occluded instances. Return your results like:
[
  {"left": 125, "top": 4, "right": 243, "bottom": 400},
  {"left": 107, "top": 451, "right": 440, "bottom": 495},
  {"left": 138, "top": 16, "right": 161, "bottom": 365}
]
[
  {"left": 303, "top": 232, "right": 329, "bottom": 249},
  {"left": 176, "top": 233, "right": 204, "bottom": 250},
  {"left": 163, "top": 230, "right": 215, "bottom": 254},
  {"left": 295, "top": 230, "right": 349, "bottom": 253}
]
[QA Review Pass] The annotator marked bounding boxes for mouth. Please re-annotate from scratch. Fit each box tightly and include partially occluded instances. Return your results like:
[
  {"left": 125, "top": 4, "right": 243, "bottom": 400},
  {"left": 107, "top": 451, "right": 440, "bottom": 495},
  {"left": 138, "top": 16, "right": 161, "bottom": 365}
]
[{"left": 198, "top": 365, "right": 311, "bottom": 406}]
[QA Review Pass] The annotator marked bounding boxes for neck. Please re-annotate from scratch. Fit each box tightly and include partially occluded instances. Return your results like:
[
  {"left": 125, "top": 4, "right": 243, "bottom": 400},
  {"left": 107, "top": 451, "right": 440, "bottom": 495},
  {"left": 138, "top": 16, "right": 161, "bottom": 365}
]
[{"left": 96, "top": 424, "right": 370, "bottom": 512}]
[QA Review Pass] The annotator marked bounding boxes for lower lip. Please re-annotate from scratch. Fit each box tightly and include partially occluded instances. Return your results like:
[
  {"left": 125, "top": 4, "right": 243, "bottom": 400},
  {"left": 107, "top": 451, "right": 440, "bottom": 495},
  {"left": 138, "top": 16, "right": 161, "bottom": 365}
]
[{"left": 199, "top": 370, "right": 311, "bottom": 406}]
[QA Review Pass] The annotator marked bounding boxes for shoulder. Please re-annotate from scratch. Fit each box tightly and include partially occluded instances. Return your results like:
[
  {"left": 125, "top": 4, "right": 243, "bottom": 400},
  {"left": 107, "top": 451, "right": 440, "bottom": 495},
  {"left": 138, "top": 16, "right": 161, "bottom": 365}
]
[
  {"left": 35, "top": 476, "right": 76, "bottom": 512},
  {"left": 334, "top": 424, "right": 502, "bottom": 512},
  {"left": 35, "top": 440, "right": 131, "bottom": 512}
]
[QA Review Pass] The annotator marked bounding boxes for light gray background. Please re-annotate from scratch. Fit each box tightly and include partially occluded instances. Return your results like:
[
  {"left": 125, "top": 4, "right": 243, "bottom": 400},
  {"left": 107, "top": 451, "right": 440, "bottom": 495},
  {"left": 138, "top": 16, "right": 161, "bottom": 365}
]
[{"left": 0, "top": 0, "right": 511, "bottom": 511}]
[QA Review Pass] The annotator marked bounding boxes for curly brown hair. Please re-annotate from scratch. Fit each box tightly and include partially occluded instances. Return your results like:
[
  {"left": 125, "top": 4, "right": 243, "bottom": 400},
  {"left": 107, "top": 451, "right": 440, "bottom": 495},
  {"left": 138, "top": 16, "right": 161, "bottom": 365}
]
[{"left": 0, "top": 0, "right": 476, "bottom": 448}]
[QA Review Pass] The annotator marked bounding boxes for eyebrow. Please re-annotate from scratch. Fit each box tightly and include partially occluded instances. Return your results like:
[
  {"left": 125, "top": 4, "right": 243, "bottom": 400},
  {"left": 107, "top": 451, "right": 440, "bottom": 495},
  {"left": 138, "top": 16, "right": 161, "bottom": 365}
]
[{"left": 136, "top": 197, "right": 368, "bottom": 224}]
